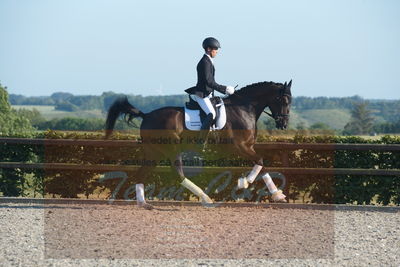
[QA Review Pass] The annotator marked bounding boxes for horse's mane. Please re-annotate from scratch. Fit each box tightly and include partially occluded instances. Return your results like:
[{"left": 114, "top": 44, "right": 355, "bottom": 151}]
[
  {"left": 234, "top": 81, "right": 282, "bottom": 95},
  {"left": 223, "top": 81, "right": 283, "bottom": 105}
]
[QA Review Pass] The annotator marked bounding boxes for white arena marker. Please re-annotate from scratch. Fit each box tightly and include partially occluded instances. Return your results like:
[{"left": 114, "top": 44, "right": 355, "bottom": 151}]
[{"left": 136, "top": 184, "right": 145, "bottom": 203}]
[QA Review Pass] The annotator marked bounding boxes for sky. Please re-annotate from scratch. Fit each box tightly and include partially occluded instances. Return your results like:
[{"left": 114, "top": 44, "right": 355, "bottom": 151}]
[{"left": 0, "top": 0, "right": 399, "bottom": 99}]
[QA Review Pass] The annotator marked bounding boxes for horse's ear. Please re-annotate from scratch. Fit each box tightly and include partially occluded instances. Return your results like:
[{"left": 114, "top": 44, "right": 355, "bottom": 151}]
[
  {"left": 286, "top": 79, "right": 292, "bottom": 96},
  {"left": 284, "top": 82, "right": 287, "bottom": 88}
]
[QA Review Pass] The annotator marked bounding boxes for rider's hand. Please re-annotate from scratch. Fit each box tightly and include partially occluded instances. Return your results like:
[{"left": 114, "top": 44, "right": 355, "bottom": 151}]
[{"left": 226, "top": 86, "right": 235, "bottom": 95}]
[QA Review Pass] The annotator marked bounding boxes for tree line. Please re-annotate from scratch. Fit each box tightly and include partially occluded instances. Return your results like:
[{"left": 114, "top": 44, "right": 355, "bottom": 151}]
[
  {"left": 9, "top": 91, "right": 400, "bottom": 122},
  {"left": 10, "top": 91, "right": 188, "bottom": 113},
  {"left": 4, "top": 85, "right": 400, "bottom": 134}
]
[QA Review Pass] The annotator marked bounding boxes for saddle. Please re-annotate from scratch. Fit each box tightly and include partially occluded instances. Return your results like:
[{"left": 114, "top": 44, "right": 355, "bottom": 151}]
[{"left": 184, "top": 90, "right": 227, "bottom": 131}]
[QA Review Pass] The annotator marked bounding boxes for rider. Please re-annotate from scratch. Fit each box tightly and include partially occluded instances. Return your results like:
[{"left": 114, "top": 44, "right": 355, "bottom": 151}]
[{"left": 189, "top": 37, "right": 235, "bottom": 145}]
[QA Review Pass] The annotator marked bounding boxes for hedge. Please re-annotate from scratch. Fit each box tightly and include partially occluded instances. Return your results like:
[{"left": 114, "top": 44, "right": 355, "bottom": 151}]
[{"left": 0, "top": 131, "right": 399, "bottom": 205}]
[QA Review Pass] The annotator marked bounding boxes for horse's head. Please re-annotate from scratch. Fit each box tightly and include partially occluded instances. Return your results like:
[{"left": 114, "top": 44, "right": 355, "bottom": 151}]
[
  {"left": 267, "top": 80, "right": 292, "bottom": 129},
  {"left": 229, "top": 80, "right": 292, "bottom": 129}
]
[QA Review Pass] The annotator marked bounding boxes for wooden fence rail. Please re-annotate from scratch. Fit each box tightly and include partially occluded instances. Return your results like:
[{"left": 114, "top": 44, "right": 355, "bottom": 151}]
[
  {"left": 1, "top": 137, "right": 400, "bottom": 150},
  {"left": 1, "top": 138, "right": 399, "bottom": 177}
]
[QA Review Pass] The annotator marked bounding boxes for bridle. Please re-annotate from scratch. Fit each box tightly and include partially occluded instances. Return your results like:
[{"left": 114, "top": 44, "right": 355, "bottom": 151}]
[
  {"left": 231, "top": 85, "right": 291, "bottom": 122},
  {"left": 264, "top": 88, "right": 291, "bottom": 122}
]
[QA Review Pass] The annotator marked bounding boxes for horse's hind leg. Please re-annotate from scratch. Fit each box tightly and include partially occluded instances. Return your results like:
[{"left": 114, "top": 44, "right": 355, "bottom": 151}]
[
  {"left": 132, "top": 147, "right": 163, "bottom": 210},
  {"left": 172, "top": 153, "right": 213, "bottom": 204},
  {"left": 134, "top": 165, "right": 156, "bottom": 209},
  {"left": 154, "top": 131, "right": 213, "bottom": 204},
  {"left": 235, "top": 144, "right": 286, "bottom": 202}
]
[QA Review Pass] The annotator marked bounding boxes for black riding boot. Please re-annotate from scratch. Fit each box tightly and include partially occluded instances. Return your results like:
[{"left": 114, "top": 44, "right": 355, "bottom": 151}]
[{"left": 197, "top": 113, "right": 214, "bottom": 150}]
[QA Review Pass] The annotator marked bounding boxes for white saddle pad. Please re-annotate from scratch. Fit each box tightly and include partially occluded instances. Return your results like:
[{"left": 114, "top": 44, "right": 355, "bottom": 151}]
[{"left": 184, "top": 102, "right": 227, "bottom": 131}]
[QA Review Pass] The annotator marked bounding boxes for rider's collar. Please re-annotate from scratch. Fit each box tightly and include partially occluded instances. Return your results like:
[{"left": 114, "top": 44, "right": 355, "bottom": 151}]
[{"left": 204, "top": 53, "right": 214, "bottom": 65}]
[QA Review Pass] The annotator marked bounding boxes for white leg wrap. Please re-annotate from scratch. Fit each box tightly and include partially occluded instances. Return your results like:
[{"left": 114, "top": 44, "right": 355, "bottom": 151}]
[
  {"left": 181, "top": 178, "right": 213, "bottom": 204},
  {"left": 237, "top": 177, "right": 249, "bottom": 189},
  {"left": 262, "top": 173, "right": 278, "bottom": 194},
  {"left": 246, "top": 164, "right": 263, "bottom": 183},
  {"left": 136, "top": 184, "right": 145, "bottom": 202}
]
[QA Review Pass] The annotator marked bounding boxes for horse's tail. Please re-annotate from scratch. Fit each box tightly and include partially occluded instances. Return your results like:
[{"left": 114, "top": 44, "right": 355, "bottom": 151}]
[{"left": 105, "top": 96, "right": 145, "bottom": 139}]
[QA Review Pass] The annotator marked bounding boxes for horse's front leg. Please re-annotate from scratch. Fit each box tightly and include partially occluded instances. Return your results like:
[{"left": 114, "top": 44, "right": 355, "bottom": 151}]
[{"left": 235, "top": 144, "right": 286, "bottom": 202}]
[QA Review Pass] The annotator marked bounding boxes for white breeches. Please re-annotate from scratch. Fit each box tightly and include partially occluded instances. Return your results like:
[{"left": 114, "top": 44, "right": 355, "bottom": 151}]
[{"left": 190, "top": 94, "right": 216, "bottom": 120}]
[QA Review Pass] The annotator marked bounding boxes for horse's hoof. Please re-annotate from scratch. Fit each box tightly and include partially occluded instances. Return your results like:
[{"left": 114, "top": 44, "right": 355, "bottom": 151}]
[
  {"left": 137, "top": 201, "right": 154, "bottom": 210},
  {"left": 201, "top": 194, "right": 213, "bottom": 204},
  {"left": 271, "top": 190, "right": 287, "bottom": 203},
  {"left": 237, "top": 177, "right": 249, "bottom": 189}
]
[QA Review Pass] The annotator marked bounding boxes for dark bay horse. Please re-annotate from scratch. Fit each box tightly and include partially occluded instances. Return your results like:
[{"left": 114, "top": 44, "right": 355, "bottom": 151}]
[{"left": 105, "top": 80, "right": 292, "bottom": 209}]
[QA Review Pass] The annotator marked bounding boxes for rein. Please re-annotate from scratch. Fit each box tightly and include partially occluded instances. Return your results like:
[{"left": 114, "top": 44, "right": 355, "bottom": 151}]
[{"left": 262, "top": 109, "right": 275, "bottom": 119}]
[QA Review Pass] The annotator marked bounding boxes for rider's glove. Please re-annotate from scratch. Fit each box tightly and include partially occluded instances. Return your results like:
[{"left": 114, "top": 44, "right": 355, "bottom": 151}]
[{"left": 226, "top": 86, "right": 235, "bottom": 95}]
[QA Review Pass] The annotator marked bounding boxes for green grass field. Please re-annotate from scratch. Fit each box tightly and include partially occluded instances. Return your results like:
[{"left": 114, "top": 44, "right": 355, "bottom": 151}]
[
  {"left": 12, "top": 105, "right": 105, "bottom": 120},
  {"left": 257, "top": 109, "right": 351, "bottom": 130},
  {"left": 12, "top": 105, "right": 354, "bottom": 131},
  {"left": 297, "top": 108, "right": 352, "bottom": 129}
]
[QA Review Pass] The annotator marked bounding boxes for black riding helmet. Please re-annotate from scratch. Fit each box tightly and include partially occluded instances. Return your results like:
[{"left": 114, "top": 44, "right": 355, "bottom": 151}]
[{"left": 202, "top": 37, "right": 221, "bottom": 50}]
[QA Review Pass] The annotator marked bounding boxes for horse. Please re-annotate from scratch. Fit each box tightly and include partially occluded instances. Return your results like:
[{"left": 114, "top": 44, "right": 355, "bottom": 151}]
[{"left": 105, "top": 80, "right": 292, "bottom": 209}]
